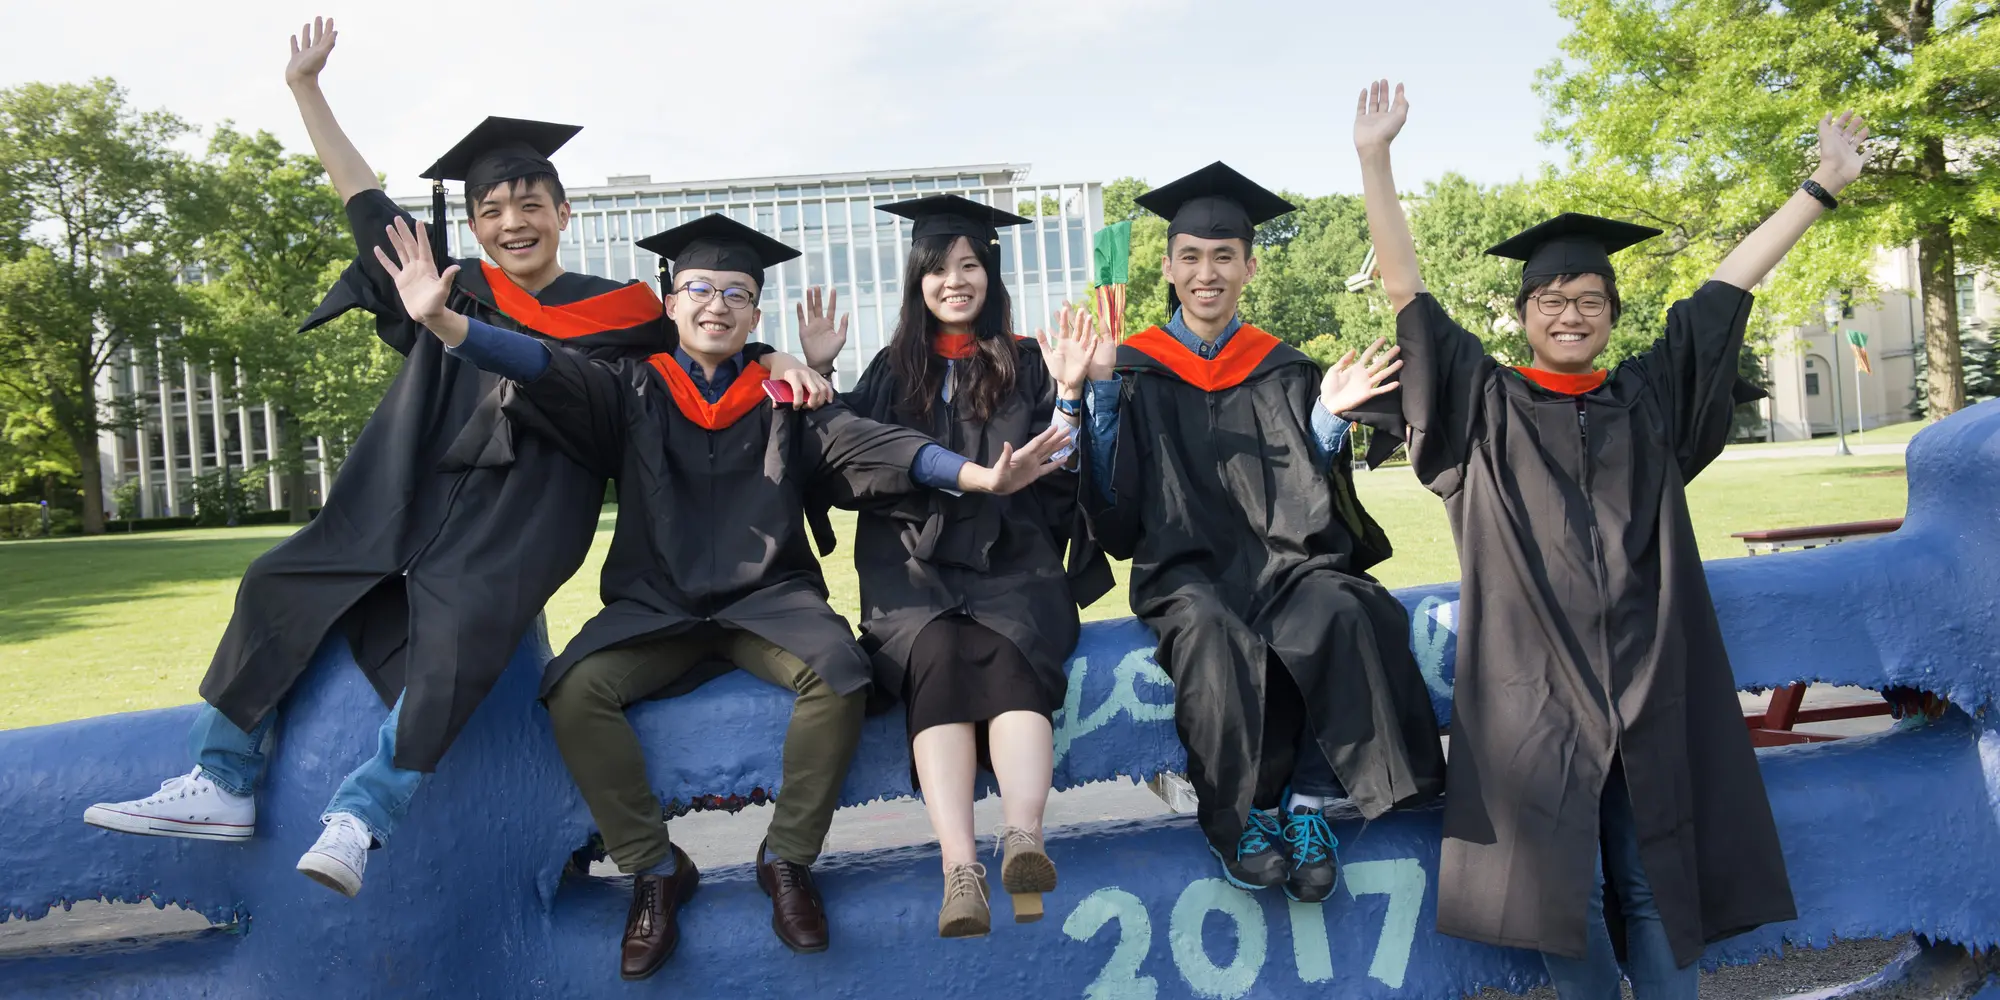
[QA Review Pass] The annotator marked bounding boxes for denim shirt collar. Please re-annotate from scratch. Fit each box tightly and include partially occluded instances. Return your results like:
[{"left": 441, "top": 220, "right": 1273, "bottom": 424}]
[{"left": 1164, "top": 308, "right": 1244, "bottom": 360}]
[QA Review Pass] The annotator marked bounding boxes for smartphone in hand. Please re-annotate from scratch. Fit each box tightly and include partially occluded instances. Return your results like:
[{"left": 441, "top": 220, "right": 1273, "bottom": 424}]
[{"left": 761, "top": 379, "right": 796, "bottom": 407}]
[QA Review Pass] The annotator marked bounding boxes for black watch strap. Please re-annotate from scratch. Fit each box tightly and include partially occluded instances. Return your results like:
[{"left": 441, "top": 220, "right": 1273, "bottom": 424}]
[{"left": 1801, "top": 178, "right": 1839, "bottom": 211}]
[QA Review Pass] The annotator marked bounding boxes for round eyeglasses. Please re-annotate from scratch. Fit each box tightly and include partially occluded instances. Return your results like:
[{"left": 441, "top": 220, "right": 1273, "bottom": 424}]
[
  {"left": 1534, "top": 292, "right": 1610, "bottom": 318},
  {"left": 674, "top": 281, "right": 758, "bottom": 311}
]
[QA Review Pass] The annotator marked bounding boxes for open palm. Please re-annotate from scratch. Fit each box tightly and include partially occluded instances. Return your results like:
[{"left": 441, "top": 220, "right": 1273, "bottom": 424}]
[
  {"left": 1037, "top": 303, "right": 1100, "bottom": 391},
  {"left": 286, "top": 17, "right": 337, "bottom": 86},
  {"left": 1353, "top": 79, "right": 1409, "bottom": 151},
  {"left": 1321, "top": 338, "right": 1403, "bottom": 415},
  {"left": 796, "top": 286, "right": 848, "bottom": 372},
  {"left": 1817, "top": 111, "right": 1871, "bottom": 188}
]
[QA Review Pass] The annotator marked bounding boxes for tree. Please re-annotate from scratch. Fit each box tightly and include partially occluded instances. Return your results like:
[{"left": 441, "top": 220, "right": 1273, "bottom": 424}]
[
  {"left": 1539, "top": 0, "right": 2000, "bottom": 419},
  {"left": 177, "top": 126, "right": 396, "bottom": 521},
  {"left": 0, "top": 79, "right": 197, "bottom": 533}
]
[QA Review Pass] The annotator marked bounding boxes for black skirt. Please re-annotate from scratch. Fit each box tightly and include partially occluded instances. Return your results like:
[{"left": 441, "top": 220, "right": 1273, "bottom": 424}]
[{"left": 903, "top": 615, "right": 1065, "bottom": 777}]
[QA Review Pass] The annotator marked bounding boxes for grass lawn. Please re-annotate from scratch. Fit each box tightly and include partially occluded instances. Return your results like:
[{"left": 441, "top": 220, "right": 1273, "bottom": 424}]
[{"left": 2, "top": 450, "right": 1911, "bottom": 731}]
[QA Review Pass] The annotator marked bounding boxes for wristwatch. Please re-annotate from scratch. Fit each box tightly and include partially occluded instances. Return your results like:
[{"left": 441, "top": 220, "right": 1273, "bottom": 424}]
[
  {"left": 1053, "top": 396, "right": 1083, "bottom": 416},
  {"left": 1801, "top": 178, "right": 1839, "bottom": 211}
]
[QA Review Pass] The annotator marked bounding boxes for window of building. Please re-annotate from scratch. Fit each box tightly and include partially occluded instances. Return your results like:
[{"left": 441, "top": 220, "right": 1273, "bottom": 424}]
[
  {"left": 1959, "top": 274, "right": 1978, "bottom": 323},
  {"left": 1805, "top": 373, "right": 1821, "bottom": 396}
]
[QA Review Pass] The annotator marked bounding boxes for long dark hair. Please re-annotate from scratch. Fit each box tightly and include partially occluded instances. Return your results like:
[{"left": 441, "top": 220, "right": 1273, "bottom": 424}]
[{"left": 888, "top": 234, "right": 1017, "bottom": 423}]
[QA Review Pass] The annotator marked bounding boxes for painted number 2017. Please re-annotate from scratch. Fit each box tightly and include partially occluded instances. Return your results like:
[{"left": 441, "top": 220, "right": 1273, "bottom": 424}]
[{"left": 1061, "top": 858, "right": 1427, "bottom": 1000}]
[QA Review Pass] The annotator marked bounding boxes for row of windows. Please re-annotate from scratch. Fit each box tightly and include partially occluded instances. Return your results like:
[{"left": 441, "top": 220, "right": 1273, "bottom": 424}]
[{"left": 558, "top": 174, "right": 991, "bottom": 212}]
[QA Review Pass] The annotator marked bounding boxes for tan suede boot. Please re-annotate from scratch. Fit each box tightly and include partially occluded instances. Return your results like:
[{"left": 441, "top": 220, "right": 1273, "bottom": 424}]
[
  {"left": 998, "top": 825, "right": 1058, "bottom": 923},
  {"left": 938, "top": 862, "right": 990, "bottom": 938}
]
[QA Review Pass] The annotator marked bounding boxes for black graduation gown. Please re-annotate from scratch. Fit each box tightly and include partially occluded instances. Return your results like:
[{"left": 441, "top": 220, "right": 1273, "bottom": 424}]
[
  {"left": 1080, "top": 324, "right": 1446, "bottom": 856},
  {"left": 197, "top": 190, "right": 668, "bottom": 772},
  {"left": 501, "top": 347, "right": 938, "bottom": 698},
  {"left": 1381, "top": 282, "right": 1795, "bottom": 964},
  {"left": 836, "top": 340, "right": 1111, "bottom": 703}
]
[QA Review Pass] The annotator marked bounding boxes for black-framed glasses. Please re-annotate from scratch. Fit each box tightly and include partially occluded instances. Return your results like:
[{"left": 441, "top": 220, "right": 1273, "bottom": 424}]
[
  {"left": 1534, "top": 291, "right": 1611, "bottom": 318},
  {"left": 673, "top": 281, "right": 758, "bottom": 311}
]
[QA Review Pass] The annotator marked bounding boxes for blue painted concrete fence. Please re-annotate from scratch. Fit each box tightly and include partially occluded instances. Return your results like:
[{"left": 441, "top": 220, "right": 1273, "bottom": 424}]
[{"left": 2, "top": 399, "right": 1997, "bottom": 998}]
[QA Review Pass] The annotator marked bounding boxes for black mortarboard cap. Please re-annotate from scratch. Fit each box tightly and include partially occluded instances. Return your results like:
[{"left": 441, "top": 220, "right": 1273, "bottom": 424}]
[
  {"left": 415, "top": 117, "right": 580, "bottom": 260},
  {"left": 1486, "top": 212, "right": 1662, "bottom": 283},
  {"left": 878, "top": 194, "right": 1030, "bottom": 246},
  {"left": 422, "top": 116, "right": 580, "bottom": 186},
  {"left": 1134, "top": 161, "right": 1295, "bottom": 242},
  {"left": 636, "top": 213, "right": 801, "bottom": 290}
]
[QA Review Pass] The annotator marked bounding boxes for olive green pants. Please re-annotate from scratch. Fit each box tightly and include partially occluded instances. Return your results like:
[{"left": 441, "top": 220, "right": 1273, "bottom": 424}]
[{"left": 545, "top": 626, "right": 866, "bottom": 872}]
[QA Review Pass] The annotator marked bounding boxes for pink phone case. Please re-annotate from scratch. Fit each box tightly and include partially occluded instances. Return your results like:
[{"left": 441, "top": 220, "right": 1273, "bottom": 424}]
[{"left": 761, "top": 379, "right": 795, "bottom": 405}]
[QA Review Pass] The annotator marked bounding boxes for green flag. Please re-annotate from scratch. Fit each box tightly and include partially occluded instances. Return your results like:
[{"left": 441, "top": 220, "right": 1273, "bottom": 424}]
[
  {"left": 1846, "top": 329, "right": 1873, "bottom": 374},
  {"left": 1093, "top": 221, "right": 1131, "bottom": 288}
]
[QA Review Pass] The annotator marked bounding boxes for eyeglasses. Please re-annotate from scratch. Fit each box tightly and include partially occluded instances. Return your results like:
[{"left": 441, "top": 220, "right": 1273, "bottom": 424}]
[
  {"left": 673, "top": 281, "right": 758, "bottom": 311},
  {"left": 1534, "top": 292, "right": 1611, "bottom": 318}
]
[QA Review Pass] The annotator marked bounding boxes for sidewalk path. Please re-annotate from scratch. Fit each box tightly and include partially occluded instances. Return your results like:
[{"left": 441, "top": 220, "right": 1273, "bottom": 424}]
[{"left": 1718, "top": 442, "right": 1908, "bottom": 461}]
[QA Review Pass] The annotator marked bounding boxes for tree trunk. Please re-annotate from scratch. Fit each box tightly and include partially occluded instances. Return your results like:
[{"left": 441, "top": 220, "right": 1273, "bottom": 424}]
[
  {"left": 279, "top": 409, "right": 310, "bottom": 524},
  {"left": 1907, "top": 0, "right": 1964, "bottom": 420},
  {"left": 62, "top": 359, "right": 108, "bottom": 535},
  {"left": 1917, "top": 219, "right": 1965, "bottom": 420}
]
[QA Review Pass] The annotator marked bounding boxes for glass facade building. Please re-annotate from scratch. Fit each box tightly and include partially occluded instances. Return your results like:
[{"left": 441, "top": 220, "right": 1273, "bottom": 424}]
[{"left": 403, "top": 163, "right": 1104, "bottom": 387}]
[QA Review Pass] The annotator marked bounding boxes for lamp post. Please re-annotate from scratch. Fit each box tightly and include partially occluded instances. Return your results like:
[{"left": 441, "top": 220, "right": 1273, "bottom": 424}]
[{"left": 1823, "top": 299, "right": 1852, "bottom": 457}]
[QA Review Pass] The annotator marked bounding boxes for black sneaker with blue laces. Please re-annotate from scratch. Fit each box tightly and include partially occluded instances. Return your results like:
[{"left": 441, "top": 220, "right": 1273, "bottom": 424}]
[
  {"left": 1209, "top": 810, "right": 1288, "bottom": 891},
  {"left": 1282, "top": 805, "right": 1341, "bottom": 903}
]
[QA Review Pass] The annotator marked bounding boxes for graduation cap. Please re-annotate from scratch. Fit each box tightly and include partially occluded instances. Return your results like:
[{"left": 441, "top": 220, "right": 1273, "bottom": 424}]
[
  {"left": 1486, "top": 212, "right": 1663, "bottom": 284},
  {"left": 878, "top": 194, "right": 1030, "bottom": 246},
  {"left": 1134, "top": 161, "right": 1295, "bottom": 242},
  {"left": 416, "top": 117, "right": 581, "bottom": 259},
  {"left": 636, "top": 213, "right": 800, "bottom": 290}
]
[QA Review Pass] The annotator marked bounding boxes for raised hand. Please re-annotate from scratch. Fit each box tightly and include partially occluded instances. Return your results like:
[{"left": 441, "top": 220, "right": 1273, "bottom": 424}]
[
  {"left": 372, "top": 217, "right": 461, "bottom": 338},
  {"left": 1353, "top": 79, "right": 1409, "bottom": 152},
  {"left": 1036, "top": 303, "right": 1100, "bottom": 397},
  {"left": 1814, "top": 111, "right": 1870, "bottom": 192},
  {"left": 286, "top": 17, "right": 338, "bottom": 88},
  {"left": 1320, "top": 338, "right": 1403, "bottom": 415},
  {"left": 1085, "top": 303, "right": 1121, "bottom": 382},
  {"left": 796, "top": 286, "right": 848, "bottom": 374},
  {"left": 959, "top": 424, "right": 1073, "bottom": 495}
]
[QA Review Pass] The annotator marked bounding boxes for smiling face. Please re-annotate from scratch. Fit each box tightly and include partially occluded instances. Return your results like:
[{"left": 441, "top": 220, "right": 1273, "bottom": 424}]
[
  {"left": 1163, "top": 234, "right": 1257, "bottom": 330},
  {"left": 469, "top": 177, "right": 570, "bottom": 286},
  {"left": 668, "top": 267, "right": 763, "bottom": 365},
  {"left": 920, "top": 236, "right": 989, "bottom": 333},
  {"left": 1520, "top": 273, "right": 1615, "bottom": 373}
]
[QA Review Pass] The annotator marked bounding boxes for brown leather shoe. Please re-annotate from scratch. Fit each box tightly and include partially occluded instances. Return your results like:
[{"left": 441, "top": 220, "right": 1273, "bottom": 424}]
[
  {"left": 621, "top": 844, "right": 699, "bottom": 981},
  {"left": 755, "top": 837, "right": 830, "bottom": 953}
]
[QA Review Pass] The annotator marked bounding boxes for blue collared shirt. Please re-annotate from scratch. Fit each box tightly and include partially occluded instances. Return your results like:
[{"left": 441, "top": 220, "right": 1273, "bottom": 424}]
[
  {"left": 1084, "top": 309, "right": 1351, "bottom": 504},
  {"left": 678, "top": 346, "right": 744, "bottom": 404}
]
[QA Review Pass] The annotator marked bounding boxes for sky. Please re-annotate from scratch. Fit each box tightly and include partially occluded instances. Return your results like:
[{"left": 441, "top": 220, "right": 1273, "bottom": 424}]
[{"left": 2, "top": 0, "right": 1574, "bottom": 200}]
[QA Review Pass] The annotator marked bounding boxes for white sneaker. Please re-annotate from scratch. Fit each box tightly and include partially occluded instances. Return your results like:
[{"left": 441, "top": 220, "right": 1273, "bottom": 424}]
[
  {"left": 296, "top": 813, "right": 373, "bottom": 898},
  {"left": 83, "top": 768, "right": 256, "bottom": 842}
]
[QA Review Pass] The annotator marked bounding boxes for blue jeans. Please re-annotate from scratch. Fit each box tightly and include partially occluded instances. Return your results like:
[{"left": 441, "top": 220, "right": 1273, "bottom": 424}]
[
  {"left": 190, "top": 692, "right": 424, "bottom": 847},
  {"left": 1541, "top": 767, "right": 1698, "bottom": 1000}
]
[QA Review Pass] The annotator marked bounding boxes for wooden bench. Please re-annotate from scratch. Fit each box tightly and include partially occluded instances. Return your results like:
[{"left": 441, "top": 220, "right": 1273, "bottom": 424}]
[
  {"left": 1730, "top": 517, "right": 1905, "bottom": 744},
  {"left": 1730, "top": 517, "right": 1905, "bottom": 555}
]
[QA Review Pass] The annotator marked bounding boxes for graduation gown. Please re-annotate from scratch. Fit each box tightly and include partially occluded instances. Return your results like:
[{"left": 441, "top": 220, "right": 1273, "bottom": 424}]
[
  {"left": 197, "top": 190, "right": 668, "bottom": 772},
  {"left": 1381, "top": 282, "right": 1795, "bottom": 964},
  {"left": 503, "top": 347, "right": 938, "bottom": 698},
  {"left": 1081, "top": 324, "right": 1446, "bottom": 856},
  {"left": 836, "top": 340, "right": 1112, "bottom": 703}
]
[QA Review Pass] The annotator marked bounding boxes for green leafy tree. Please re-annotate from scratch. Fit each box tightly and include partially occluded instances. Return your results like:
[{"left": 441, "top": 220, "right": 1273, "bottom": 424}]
[
  {"left": 0, "top": 79, "right": 198, "bottom": 533},
  {"left": 177, "top": 126, "right": 395, "bottom": 521},
  {"left": 1539, "top": 0, "right": 2000, "bottom": 419}
]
